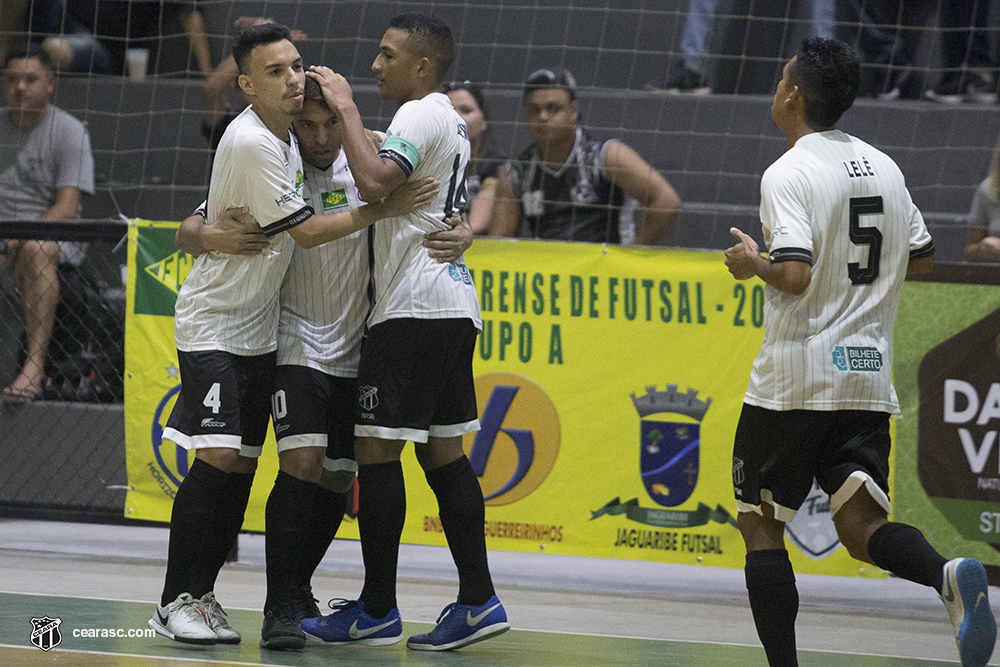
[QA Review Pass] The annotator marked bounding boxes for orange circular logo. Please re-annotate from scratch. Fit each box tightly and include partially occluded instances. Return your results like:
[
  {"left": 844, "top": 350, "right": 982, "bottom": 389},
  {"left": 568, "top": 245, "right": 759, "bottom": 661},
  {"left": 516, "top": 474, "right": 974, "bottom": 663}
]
[{"left": 463, "top": 372, "right": 560, "bottom": 506}]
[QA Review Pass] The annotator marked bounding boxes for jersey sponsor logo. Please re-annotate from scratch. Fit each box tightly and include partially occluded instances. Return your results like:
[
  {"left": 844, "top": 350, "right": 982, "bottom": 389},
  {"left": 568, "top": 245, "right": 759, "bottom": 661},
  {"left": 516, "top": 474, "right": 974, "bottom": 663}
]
[
  {"left": 358, "top": 385, "right": 379, "bottom": 412},
  {"left": 784, "top": 478, "right": 841, "bottom": 560},
  {"left": 274, "top": 170, "right": 306, "bottom": 207},
  {"left": 832, "top": 346, "right": 882, "bottom": 371},
  {"left": 30, "top": 616, "right": 62, "bottom": 651},
  {"left": 464, "top": 373, "right": 559, "bottom": 506},
  {"left": 200, "top": 418, "right": 226, "bottom": 429},
  {"left": 447, "top": 263, "right": 473, "bottom": 285},
  {"left": 632, "top": 385, "right": 710, "bottom": 508},
  {"left": 321, "top": 188, "right": 349, "bottom": 212}
]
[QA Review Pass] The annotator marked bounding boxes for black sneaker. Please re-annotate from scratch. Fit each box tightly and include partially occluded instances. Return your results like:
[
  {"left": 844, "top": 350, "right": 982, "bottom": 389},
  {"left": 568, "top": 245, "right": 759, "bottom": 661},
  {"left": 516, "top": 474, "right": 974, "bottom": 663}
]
[
  {"left": 646, "top": 64, "right": 711, "bottom": 95},
  {"left": 292, "top": 585, "right": 321, "bottom": 623},
  {"left": 260, "top": 600, "right": 306, "bottom": 651}
]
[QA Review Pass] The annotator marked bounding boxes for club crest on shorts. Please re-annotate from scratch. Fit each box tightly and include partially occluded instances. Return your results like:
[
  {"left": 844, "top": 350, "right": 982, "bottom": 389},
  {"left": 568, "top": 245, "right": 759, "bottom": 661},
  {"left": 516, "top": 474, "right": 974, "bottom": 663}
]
[
  {"left": 358, "top": 385, "right": 379, "bottom": 411},
  {"left": 30, "top": 616, "right": 62, "bottom": 651},
  {"left": 784, "top": 478, "right": 841, "bottom": 560},
  {"left": 630, "top": 384, "right": 711, "bottom": 508}
]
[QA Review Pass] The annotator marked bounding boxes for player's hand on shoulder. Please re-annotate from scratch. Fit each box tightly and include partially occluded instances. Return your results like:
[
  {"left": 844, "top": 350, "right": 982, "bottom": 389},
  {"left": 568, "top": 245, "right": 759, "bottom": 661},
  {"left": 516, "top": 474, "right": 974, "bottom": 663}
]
[
  {"left": 424, "top": 213, "right": 472, "bottom": 263},
  {"left": 382, "top": 177, "right": 439, "bottom": 218},
  {"left": 306, "top": 66, "right": 353, "bottom": 110},
  {"left": 725, "top": 227, "right": 759, "bottom": 280},
  {"left": 204, "top": 206, "right": 269, "bottom": 256}
]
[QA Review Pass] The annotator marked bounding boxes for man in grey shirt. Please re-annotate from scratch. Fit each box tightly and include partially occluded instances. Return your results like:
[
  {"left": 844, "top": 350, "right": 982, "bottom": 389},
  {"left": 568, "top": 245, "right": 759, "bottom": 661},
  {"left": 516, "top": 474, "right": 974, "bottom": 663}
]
[{"left": 0, "top": 42, "right": 94, "bottom": 401}]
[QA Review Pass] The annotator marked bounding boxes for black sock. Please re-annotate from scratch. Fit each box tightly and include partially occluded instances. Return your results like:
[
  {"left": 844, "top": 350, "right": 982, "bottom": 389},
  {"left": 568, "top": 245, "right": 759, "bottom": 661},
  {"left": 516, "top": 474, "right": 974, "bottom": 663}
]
[
  {"left": 296, "top": 485, "right": 349, "bottom": 587},
  {"left": 192, "top": 470, "right": 254, "bottom": 598},
  {"left": 264, "top": 470, "right": 316, "bottom": 612},
  {"left": 161, "top": 458, "right": 228, "bottom": 607},
  {"left": 425, "top": 456, "right": 496, "bottom": 606},
  {"left": 866, "top": 522, "right": 947, "bottom": 592},
  {"left": 745, "top": 549, "right": 799, "bottom": 667},
  {"left": 357, "top": 461, "right": 405, "bottom": 619}
]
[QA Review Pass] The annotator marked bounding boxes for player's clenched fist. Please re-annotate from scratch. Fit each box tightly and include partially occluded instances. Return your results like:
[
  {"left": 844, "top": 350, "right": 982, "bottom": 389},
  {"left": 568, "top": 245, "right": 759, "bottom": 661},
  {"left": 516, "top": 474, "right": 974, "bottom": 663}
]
[
  {"left": 306, "top": 65, "right": 352, "bottom": 111},
  {"left": 725, "top": 226, "right": 760, "bottom": 280}
]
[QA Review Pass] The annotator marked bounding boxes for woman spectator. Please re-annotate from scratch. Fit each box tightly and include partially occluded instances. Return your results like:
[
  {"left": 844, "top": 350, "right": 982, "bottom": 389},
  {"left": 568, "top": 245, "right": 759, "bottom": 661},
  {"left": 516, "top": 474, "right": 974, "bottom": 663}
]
[
  {"left": 966, "top": 133, "right": 1000, "bottom": 260},
  {"left": 445, "top": 81, "right": 504, "bottom": 234}
]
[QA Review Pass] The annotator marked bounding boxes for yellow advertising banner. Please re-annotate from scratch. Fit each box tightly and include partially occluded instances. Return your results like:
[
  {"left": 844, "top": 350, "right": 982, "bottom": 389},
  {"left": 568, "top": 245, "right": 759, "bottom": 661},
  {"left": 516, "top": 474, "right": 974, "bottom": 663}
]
[{"left": 124, "top": 225, "right": 885, "bottom": 576}]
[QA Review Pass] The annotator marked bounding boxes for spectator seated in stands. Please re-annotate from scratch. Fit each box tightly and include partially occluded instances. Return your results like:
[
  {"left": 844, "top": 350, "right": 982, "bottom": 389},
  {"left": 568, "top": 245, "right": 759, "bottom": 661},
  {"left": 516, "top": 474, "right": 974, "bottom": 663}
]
[
  {"left": 444, "top": 81, "right": 505, "bottom": 235},
  {"left": 490, "top": 67, "right": 681, "bottom": 244},
  {"left": 965, "top": 133, "right": 1000, "bottom": 261},
  {"left": 0, "top": 43, "right": 94, "bottom": 402},
  {"left": 2, "top": 0, "right": 212, "bottom": 76}
]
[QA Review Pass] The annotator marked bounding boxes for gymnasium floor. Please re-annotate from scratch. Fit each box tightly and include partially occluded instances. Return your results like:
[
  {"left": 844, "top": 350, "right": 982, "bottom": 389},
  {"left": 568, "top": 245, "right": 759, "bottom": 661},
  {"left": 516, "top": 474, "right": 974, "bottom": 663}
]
[{"left": 0, "top": 519, "right": 996, "bottom": 666}]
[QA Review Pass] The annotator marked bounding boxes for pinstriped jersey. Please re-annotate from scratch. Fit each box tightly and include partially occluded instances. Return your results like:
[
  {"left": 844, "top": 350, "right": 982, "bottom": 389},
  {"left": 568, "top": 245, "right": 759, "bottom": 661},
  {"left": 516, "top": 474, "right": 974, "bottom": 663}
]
[
  {"left": 277, "top": 152, "right": 367, "bottom": 376},
  {"left": 745, "top": 130, "right": 933, "bottom": 413},
  {"left": 174, "top": 106, "right": 312, "bottom": 356},
  {"left": 368, "top": 92, "right": 480, "bottom": 328}
]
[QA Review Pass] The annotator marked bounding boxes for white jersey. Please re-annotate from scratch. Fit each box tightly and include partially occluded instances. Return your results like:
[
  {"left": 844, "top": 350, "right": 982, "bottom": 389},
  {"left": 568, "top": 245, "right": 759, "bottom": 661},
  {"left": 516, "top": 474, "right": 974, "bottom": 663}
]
[
  {"left": 277, "top": 151, "right": 368, "bottom": 376},
  {"left": 368, "top": 92, "right": 480, "bottom": 328},
  {"left": 745, "top": 130, "right": 933, "bottom": 413},
  {"left": 174, "top": 106, "right": 311, "bottom": 355}
]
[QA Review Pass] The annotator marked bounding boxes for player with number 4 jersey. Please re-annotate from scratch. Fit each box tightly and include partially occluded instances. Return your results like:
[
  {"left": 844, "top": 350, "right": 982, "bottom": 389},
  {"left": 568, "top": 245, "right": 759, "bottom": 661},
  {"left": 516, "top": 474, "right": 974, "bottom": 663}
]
[{"left": 724, "top": 38, "right": 994, "bottom": 667}]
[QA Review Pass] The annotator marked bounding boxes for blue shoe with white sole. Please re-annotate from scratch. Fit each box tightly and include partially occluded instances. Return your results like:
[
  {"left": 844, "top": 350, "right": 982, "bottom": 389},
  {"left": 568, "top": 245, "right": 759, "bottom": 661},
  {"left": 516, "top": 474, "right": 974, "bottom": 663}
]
[
  {"left": 406, "top": 595, "right": 510, "bottom": 651},
  {"left": 300, "top": 599, "right": 401, "bottom": 646},
  {"left": 942, "top": 558, "right": 997, "bottom": 667}
]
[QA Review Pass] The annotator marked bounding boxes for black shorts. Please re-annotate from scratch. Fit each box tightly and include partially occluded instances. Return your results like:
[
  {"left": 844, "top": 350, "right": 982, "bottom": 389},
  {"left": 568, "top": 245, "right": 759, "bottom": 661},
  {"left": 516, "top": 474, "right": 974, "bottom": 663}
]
[
  {"left": 732, "top": 403, "right": 892, "bottom": 522},
  {"left": 270, "top": 364, "right": 357, "bottom": 474},
  {"left": 354, "top": 318, "right": 479, "bottom": 443},
  {"left": 163, "top": 350, "right": 275, "bottom": 455}
]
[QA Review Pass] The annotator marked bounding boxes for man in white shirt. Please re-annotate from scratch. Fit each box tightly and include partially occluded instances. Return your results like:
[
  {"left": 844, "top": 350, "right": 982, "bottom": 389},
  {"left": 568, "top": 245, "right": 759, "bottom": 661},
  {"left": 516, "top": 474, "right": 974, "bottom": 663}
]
[
  {"left": 303, "top": 13, "right": 509, "bottom": 652},
  {"left": 725, "top": 37, "right": 995, "bottom": 667}
]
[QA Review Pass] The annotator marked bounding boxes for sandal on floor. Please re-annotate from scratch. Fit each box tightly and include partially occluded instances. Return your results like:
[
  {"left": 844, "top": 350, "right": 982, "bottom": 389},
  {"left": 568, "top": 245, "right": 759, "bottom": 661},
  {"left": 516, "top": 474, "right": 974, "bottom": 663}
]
[{"left": 1, "top": 381, "right": 44, "bottom": 403}]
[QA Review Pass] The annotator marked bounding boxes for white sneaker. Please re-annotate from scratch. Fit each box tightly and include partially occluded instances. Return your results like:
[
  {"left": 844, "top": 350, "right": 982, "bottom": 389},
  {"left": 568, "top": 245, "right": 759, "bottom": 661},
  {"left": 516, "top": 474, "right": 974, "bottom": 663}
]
[
  {"left": 941, "top": 558, "right": 997, "bottom": 667},
  {"left": 148, "top": 592, "right": 217, "bottom": 645},
  {"left": 200, "top": 591, "right": 241, "bottom": 644}
]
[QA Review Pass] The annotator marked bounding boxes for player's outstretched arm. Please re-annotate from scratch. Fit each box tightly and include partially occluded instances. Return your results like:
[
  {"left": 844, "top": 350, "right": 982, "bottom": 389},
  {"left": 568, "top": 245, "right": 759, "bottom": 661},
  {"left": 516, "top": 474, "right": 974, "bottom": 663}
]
[
  {"left": 306, "top": 66, "right": 408, "bottom": 202},
  {"left": 287, "top": 177, "right": 439, "bottom": 249},
  {"left": 423, "top": 214, "right": 473, "bottom": 263},
  {"left": 176, "top": 205, "right": 269, "bottom": 256},
  {"left": 725, "top": 227, "right": 811, "bottom": 295},
  {"left": 604, "top": 141, "right": 681, "bottom": 246}
]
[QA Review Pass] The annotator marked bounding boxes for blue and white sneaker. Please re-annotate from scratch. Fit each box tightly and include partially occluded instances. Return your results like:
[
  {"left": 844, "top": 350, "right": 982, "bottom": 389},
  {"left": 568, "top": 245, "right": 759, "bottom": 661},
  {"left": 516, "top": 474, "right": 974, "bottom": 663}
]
[
  {"left": 942, "top": 558, "right": 997, "bottom": 667},
  {"left": 300, "top": 599, "right": 402, "bottom": 646},
  {"left": 406, "top": 595, "right": 510, "bottom": 651}
]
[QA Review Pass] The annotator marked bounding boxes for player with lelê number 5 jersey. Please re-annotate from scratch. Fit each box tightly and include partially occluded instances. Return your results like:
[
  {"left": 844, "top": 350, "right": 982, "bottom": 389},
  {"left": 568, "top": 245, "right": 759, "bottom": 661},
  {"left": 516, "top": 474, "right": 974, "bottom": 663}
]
[{"left": 725, "top": 37, "right": 995, "bottom": 667}]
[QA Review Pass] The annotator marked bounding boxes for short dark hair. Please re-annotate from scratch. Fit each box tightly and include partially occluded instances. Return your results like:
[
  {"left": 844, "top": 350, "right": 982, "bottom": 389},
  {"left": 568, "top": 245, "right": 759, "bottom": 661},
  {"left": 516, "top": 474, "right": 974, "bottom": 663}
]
[
  {"left": 789, "top": 37, "right": 861, "bottom": 128},
  {"left": 523, "top": 66, "right": 577, "bottom": 102},
  {"left": 3, "top": 41, "right": 54, "bottom": 73},
  {"left": 232, "top": 23, "right": 292, "bottom": 76},
  {"left": 389, "top": 13, "right": 454, "bottom": 82},
  {"left": 302, "top": 75, "right": 328, "bottom": 108}
]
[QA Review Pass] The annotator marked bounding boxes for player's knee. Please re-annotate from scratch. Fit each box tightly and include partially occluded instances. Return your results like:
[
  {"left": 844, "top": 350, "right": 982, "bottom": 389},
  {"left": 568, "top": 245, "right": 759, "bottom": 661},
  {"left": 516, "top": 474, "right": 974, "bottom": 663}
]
[
  {"left": 320, "top": 469, "right": 355, "bottom": 493},
  {"left": 278, "top": 447, "right": 324, "bottom": 481}
]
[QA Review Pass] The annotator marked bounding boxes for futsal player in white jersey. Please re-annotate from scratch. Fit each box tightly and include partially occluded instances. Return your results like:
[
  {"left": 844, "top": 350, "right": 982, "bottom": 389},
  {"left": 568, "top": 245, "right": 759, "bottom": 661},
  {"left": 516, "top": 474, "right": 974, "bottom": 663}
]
[
  {"left": 151, "top": 24, "right": 440, "bottom": 650},
  {"left": 302, "top": 13, "right": 510, "bottom": 651},
  {"left": 725, "top": 38, "right": 996, "bottom": 667}
]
